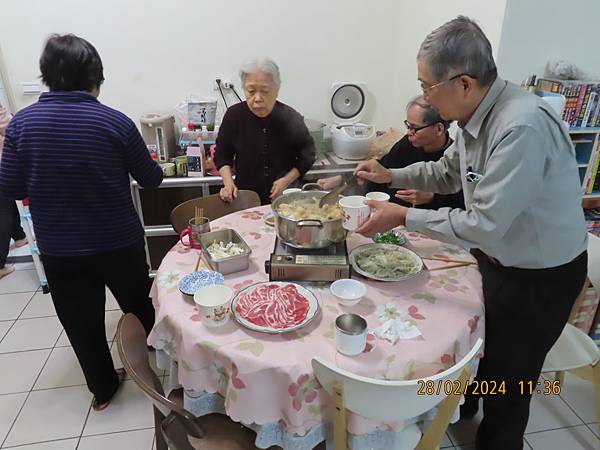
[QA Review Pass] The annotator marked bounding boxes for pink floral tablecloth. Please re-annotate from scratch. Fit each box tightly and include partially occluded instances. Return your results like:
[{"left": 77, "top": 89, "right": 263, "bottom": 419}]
[{"left": 148, "top": 205, "right": 484, "bottom": 440}]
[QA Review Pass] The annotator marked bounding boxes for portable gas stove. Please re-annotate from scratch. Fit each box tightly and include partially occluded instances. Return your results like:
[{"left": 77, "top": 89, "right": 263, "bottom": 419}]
[{"left": 265, "top": 238, "right": 351, "bottom": 282}]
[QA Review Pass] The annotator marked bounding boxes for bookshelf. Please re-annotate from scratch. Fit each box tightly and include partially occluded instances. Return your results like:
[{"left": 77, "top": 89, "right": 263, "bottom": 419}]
[{"left": 571, "top": 128, "right": 600, "bottom": 197}]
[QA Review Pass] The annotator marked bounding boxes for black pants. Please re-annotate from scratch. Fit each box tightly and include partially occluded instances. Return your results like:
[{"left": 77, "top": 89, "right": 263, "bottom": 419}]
[
  {"left": 0, "top": 198, "right": 26, "bottom": 268},
  {"left": 465, "top": 250, "right": 587, "bottom": 450},
  {"left": 42, "top": 241, "right": 155, "bottom": 404}
]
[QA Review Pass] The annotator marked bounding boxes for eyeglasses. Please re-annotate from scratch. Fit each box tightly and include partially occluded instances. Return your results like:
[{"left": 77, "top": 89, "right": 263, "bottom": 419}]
[
  {"left": 403, "top": 120, "right": 435, "bottom": 134},
  {"left": 420, "top": 73, "right": 476, "bottom": 96}
]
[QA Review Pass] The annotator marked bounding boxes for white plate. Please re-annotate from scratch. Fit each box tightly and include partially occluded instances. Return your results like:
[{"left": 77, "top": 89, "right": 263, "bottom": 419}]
[
  {"left": 349, "top": 243, "right": 423, "bottom": 282},
  {"left": 232, "top": 282, "right": 320, "bottom": 333}
]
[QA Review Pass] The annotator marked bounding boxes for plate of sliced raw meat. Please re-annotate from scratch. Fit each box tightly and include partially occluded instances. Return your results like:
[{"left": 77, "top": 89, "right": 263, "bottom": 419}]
[{"left": 232, "top": 282, "right": 320, "bottom": 333}]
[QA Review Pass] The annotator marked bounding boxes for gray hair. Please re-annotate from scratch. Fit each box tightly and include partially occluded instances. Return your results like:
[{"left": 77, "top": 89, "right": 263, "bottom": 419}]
[
  {"left": 417, "top": 16, "right": 497, "bottom": 86},
  {"left": 239, "top": 58, "right": 281, "bottom": 88},
  {"left": 406, "top": 95, "right": 451, "bottom": 129}
]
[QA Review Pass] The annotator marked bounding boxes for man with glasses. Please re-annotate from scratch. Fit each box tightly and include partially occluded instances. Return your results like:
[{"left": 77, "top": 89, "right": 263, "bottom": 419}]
[
  {"left": 353, "top": 16, "right": 587, "bottom": 450},
  {"left": 318, "top": 96, "right": 464, "bottom": 210}
]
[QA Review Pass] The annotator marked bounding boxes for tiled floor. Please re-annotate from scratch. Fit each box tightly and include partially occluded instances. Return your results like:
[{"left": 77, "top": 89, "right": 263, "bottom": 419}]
[{"left": 0, "top": 260, "right": 599, "bottom": 449}]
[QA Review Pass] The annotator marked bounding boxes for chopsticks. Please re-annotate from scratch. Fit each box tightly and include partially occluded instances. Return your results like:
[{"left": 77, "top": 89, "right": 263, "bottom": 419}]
[
  {"left": 193, "top": 253, "right": 202, "bottom": 272},
  {"left": 428, "top": 262, "right": 473, "bottom": 272},
  {"left": 194, "top": 206, "right": 204, "bottom": 224},
  {"left": 423, "top": 257, "right": 477, "bottom": 265}
]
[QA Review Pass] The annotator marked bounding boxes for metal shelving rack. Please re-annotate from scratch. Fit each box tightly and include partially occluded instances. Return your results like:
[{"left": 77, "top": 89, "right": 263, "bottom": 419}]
[{"left": 16, "top": 201, "right": 49, "bottom": 293}]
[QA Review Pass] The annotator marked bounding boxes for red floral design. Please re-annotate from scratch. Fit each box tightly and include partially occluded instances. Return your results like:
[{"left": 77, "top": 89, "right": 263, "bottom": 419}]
[
  {"left": 190, "top": 313, "right": 201, "bottom": 322},
  {"left": 231, "top": 363, "right": 246, "bottom": 389},
  {"left": 288, "top": 374, "right": 320, "bottom": 411},
  {"left": 408, "top": 305, "right": 425, "bottom": 320},
  {"left": 248, "top": 232, "right": 261, "bottom": 240},
  {"left": 468, "top": 315, "right": 480, "bottom": 334},
  {"left": 241, "top": 210, "right": 264, "bottom": 220},
  {"left": 441, "top": 353, "right": 455, "bottom": 365}
]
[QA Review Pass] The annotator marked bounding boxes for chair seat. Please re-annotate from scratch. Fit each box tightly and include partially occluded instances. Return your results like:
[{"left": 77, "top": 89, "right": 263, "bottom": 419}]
[{"left": 542, "top": 324, "right": 600, "bottom": 372}]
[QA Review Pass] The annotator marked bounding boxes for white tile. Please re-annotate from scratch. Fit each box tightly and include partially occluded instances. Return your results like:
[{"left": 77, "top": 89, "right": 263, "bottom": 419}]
[
  {"left": 3, "top": 385, "right": 92, "bottom": 447},
  {"left": 82, "top": 380, "right": 153, "bottom": 436},
  {"left": 0, "top": 349, "right": 50, "bottom": 394},
  {"left": 588, "top": 423, "right": 599, "bottom": 439},
  {"left": 526, "top": 425, "right": 599, "bottom": 450},
  {"left": 447, "top": 399, "right": 482, "bottom": 445},
  {"left": 558, "top": 373, "right": 598, "bottom": 424},
  {"left": 105, "top": 310, "right": 123, "bottom": 342},
  {"left": 526, "top": 389, "right": 584, "bottom": 433},
  {"left": 440, "top": 432, "right": 453, "bottom": 448},
  {"left": 0, "top": 292, "right": 34, "bottom": 320},
  {"left": 0, "top": 270, "right": 39, "bottom": 294},
  {"left": 34, "top": 346, "right": 86, "bottom": 390},
  {"left": 0, "top": 393, "right": 28, "bottom": 445},
  {"left": 105, "top": 287, "right": 120, "bottom": 311},
  {"left": 20, "top": 291, "right": 56, "bottom": 319},
  {"left": 78, "top": 428, "right": 155, "bottom": 450},
  {"left": 0, "top": 320, "right": 14, "bottom": 341},
  {"left": 0, "top": 317, "right": 62, "bottom": 353},
  {"left": 2, "top": 438, "right": 79, "bottom": 449}
]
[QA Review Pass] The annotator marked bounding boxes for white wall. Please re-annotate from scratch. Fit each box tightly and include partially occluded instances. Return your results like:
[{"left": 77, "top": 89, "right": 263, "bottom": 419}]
[
  {"left": 0, "top": 0, "right": 506, "bottom": 130},
  {"left": 497, "top": 0, "right": 600, "bottom": 84}
]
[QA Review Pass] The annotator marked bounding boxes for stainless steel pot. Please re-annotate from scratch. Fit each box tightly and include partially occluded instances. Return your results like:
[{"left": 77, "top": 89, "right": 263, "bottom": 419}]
[{"left": 271, "top": 190, "right": 347, "bottom": 249}]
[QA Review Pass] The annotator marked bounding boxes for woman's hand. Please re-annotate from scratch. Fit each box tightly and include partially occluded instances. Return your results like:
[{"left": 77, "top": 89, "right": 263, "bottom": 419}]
[
  {"left": 270, "top": 177, "right": 292, "bottom": 200},
  {"left": 316, "top": 175, "right": 343, "bottom": 191},
  {"left": 220, "top": 184, "right": 238, "bottom": 203},
  {"left": 395, "top": 190, "right": 434, "bottom": 206}
]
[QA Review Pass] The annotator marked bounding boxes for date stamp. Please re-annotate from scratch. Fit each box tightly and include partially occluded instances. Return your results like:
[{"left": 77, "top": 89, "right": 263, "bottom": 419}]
[{"left": 416, "top": 379, "right": 561, "bottom": 396}]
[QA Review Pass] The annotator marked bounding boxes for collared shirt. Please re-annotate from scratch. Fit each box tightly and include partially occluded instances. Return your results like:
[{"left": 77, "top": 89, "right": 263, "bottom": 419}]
[
  {"left": 392, "top": 77, "right": 587, "bottom": 268},
  {"left": 0, "top": 91, "right": 163, "bottom": 256}
]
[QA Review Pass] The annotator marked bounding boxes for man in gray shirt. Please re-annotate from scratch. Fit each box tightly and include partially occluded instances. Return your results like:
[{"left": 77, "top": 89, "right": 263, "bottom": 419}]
[{"left": 354, "top": 16, "right": 588, "bottom": 450}]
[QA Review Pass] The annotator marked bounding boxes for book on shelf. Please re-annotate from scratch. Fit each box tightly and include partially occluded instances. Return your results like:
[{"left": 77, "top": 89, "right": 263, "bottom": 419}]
[{"left": 535, "top": 77, "right": 600, "bottom": 128}]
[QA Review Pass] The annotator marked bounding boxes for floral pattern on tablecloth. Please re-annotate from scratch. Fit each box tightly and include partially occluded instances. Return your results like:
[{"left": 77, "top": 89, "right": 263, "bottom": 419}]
[{"left": 148, "top": 205, "right": 484, "bottom": 437}]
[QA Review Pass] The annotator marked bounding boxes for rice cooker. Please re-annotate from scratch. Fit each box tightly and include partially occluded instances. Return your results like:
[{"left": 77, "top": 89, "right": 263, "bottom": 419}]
[{"left": 330, "top": 82, "right": 375, "bottom": 160}]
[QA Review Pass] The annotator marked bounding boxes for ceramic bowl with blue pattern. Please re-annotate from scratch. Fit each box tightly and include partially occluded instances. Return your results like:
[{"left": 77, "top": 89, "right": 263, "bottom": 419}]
[{"left": 179, "top": 270, "right": 225, "bottom": 296}]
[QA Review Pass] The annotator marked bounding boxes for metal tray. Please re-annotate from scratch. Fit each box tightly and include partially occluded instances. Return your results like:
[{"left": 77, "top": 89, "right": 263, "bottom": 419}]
[
  {"left": 231, "top": 281, "right": 320, "bottom": 334},
  {"left": 199, "top": 229, "right": 252, "bottom": 275},
  {"left": 349, "top": 243, "right": 423, "bottom": 282}
]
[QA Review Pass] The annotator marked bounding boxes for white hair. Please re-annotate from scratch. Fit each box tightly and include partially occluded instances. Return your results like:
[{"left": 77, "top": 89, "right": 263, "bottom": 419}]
[
  {"left": 418, "top": 16, "right": 497, "bottom": 86},
  {"left": 239, "top": 58, "right": 281, "bottom": 88}
]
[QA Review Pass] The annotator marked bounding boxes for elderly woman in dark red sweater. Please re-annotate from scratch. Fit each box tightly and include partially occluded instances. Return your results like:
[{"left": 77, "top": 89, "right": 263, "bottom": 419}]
[{"left": 215, "top": 58, "right": 316, "bottom": 205}]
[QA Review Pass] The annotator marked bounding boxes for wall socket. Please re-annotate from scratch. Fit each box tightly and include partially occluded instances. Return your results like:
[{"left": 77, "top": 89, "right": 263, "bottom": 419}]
[{"left": 213, "top": 78, "right": 233, "bottom": 91}]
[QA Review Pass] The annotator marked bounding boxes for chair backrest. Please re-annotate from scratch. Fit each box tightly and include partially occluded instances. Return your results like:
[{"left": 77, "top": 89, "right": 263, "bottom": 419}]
[
  {"left": 312, "top": 338, "right": 483, "bottom": 422},
  {"left": 170, "top": 191, "right": 261, "bottom": 233},
  {"left": 116, "top": 314, "right": 199, "bottom": 425}
]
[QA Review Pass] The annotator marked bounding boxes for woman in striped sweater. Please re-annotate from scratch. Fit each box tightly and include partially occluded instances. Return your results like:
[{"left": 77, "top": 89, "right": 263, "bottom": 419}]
[{"left": 0, "top": 34, "right": 163, "bottom": 410}]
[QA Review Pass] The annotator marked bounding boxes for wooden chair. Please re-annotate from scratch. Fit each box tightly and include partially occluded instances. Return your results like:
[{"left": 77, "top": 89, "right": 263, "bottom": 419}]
[
  {"left": 170, "top": 190, "right": 260, "bottom": 233},
  {"left": 542, "top": 233, "right": 600, "bottom": 432},
  {"left": 312, "top": 338, "right": 483, "bottom": 450},
  {"left": 116, "top": 313, "right": 262, "bottom": 450}
]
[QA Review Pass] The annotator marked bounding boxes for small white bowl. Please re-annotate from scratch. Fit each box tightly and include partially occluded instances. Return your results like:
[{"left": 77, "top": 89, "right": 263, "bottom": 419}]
[
  {"left": 283, "top": 188, "right": 302, "bottom": 196},
  {"left": 330, "top": 279, "right": 367, "bottom": 306},
  {"left": 366, "top": 191, "right": 391, "bottom": 202}
]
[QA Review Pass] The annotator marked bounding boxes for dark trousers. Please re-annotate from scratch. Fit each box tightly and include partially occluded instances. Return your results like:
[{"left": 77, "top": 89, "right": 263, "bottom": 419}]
[
  {"left": 42, "top": 241, "right": 155, "bottom": 404},
  {"left": 0, "top": 198, "right": 26, "bottom": 268},
  {"left": 465, "top": 250, "right": 587, "bottom": 450}
]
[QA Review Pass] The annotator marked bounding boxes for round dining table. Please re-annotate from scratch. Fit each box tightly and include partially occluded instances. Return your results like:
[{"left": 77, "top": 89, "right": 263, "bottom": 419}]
[{"left": 148, "top": 205, "right": 484, "bottom": 450}]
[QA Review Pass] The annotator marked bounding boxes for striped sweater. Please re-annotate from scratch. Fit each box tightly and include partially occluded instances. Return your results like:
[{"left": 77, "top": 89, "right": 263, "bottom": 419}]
[{"left": 0, "top": 91, "right": 163, "bottom": 256}]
